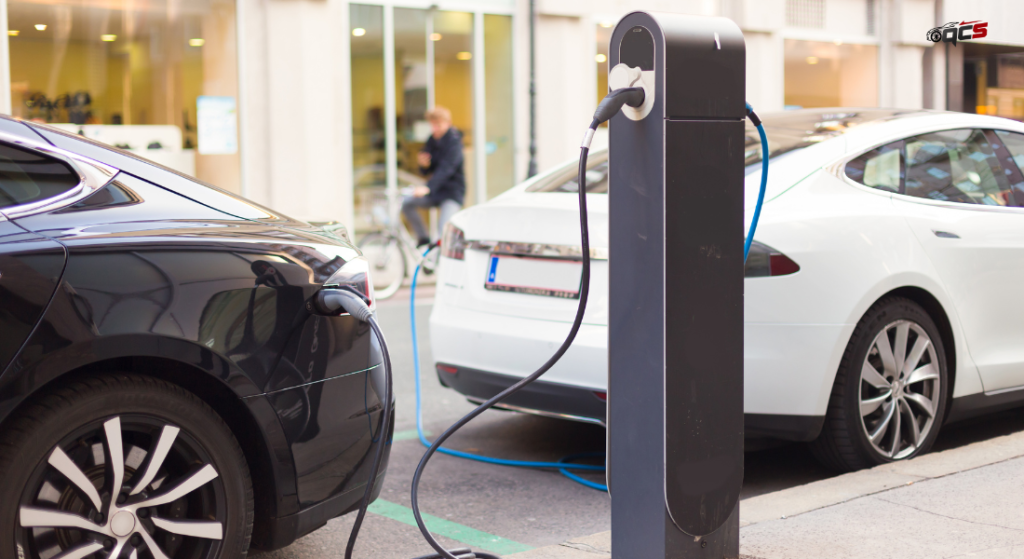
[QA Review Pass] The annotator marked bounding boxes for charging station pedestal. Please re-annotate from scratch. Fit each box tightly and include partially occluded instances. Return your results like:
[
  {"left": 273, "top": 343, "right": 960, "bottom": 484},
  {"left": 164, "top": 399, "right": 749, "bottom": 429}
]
[{"left": 607, "top": 12, "right": 746, "bottom": 559}]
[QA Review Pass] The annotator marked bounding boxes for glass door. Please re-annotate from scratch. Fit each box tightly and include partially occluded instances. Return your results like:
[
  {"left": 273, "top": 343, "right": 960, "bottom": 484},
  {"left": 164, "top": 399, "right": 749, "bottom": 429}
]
[{"left": 350, "top": 4, "right": 513, "bottom": 235}]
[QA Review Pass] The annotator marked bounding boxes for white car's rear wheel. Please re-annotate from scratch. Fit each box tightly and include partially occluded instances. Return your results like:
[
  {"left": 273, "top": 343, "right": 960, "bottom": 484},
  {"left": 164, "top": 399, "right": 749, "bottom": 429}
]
[{"left": 812, "top": 298, "right": 949, "bottom": 471}]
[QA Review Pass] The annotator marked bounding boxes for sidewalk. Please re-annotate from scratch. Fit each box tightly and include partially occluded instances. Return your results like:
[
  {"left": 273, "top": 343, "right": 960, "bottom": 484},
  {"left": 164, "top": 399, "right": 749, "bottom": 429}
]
[{"left": 509, "top": 429, "right": 1024, "bottom": 559}]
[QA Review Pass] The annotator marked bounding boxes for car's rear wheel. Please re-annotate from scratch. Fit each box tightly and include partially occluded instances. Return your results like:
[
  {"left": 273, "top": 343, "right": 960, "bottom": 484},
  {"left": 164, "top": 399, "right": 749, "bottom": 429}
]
[
  {"left": 0, "top": 374, "right": 253, "bottom": 559},
  {"left": 812, "top": 297, "right": 948, "bottom": 471},
  {"left": 360, "top": 232, "right": 407, "bottom": 299}
]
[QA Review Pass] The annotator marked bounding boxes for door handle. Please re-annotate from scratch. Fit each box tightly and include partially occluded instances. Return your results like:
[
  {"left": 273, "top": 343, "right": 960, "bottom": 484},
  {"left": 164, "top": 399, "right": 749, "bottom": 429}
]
[{"left": 933, "top": 230, "right": 960, "bottom": 239}]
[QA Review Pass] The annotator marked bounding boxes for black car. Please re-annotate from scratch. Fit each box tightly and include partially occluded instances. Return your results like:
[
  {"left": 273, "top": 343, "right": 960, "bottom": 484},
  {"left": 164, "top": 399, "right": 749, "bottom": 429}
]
[{"left": 0, "top": 116, "right": 390, "bottom": 558}]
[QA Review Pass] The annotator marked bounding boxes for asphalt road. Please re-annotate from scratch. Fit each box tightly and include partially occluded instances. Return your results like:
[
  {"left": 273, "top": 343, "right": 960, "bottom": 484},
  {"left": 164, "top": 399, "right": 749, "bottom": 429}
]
[{"left": 254, "top": 288, "right": 1024, "bottom": 559}]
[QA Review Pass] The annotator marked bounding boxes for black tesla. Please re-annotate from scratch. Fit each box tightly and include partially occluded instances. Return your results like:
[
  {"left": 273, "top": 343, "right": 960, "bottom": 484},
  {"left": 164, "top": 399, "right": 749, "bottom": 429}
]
[{"left": 0, "top": 115, "right": 391, "bottom": 558}]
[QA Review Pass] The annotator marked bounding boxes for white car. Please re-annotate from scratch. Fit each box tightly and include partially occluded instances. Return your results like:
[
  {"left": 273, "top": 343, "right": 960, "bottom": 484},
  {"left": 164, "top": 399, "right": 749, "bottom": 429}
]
[{"left": 430, "top": 108, "right": 1024, "bottom": 471}]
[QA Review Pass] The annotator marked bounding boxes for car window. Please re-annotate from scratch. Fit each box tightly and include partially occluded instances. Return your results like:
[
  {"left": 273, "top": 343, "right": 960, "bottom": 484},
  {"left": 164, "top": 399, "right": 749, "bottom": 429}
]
[
  {"left": 904, "top": 129, "right": 1011, "bottom": 206},
  {"left": 526, "top": 154, "right": 609, "bottom": 193},
  {"left": 0, "top": 142, "right": 80, "bottom": 209},
  {"left": 845, "top": 141, "right": 902, "bottom": 193},
  {"left": 992, "top": 130, "right": 1024, "bottom": 204}
]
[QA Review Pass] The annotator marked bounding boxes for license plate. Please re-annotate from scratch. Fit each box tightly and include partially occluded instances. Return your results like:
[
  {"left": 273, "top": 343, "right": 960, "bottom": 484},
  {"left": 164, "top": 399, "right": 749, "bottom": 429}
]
[{"left": 485, "top": 254, "right": 583, "bottom": 298}]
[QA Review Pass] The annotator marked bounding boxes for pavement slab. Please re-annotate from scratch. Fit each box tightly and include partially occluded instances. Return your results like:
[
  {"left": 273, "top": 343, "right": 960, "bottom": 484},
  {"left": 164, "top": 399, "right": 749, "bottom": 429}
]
[{"left": 510, "top": 427, "right": 1024, "bottom": 559}]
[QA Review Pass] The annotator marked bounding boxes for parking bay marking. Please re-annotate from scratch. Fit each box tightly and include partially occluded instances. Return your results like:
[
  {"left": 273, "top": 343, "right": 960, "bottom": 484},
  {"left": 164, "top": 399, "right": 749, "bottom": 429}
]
[
  {"left": 392, "top": 429, "right": 430, "bottom": 442},
  {"left": 367, "top": 499, "right": 533, "bottom": 555}
]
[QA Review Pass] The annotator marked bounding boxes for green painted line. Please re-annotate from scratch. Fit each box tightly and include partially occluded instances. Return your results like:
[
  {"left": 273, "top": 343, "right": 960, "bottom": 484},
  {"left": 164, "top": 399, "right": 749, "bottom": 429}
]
[
  {"left": 392, "top": 429, "right": 430, "bottom": 442},
  {"left": 367, "top": 499, "right": 533, "bottom": 555}
]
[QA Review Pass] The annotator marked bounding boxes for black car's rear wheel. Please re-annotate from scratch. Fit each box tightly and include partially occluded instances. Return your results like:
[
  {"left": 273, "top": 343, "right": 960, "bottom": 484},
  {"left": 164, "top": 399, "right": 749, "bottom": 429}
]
[{"left": 0, "top": 374, "right": 253, "bottom": 559}]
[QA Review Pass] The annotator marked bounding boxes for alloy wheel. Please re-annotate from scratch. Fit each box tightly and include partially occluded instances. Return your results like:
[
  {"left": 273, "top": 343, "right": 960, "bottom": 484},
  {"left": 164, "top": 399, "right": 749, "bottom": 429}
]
[
  {"left": 17, "top": 415, "right": 226, "bottom": 559},
  {"left": 859, "top": 320, "right": 941, "bottom": 460}
]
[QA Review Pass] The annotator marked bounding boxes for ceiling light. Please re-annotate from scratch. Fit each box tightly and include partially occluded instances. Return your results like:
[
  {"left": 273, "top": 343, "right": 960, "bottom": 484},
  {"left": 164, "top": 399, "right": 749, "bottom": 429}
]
[
  {"left": 599, "top": 21, "right": 613, "bottom": 28},
  {"left": 595, "top": 53, "right": 607, "bottom": 63},
  {"left": 7, "top": 30, "right": 18, "bottom": 36},
  {"left": 430, "top": 32, "right": 442, "bottom": 41},
  {"left": 456, "top": 51, "right": 472, "bottom": 61},
  {"left": 101, "top": 34, "right": 116, "bottom": 41},
  {"left": 34, "top": 24, "right": 46, "bottom": 31},
  {"left": 352, "top": 27, "right": 366, "bottom": 37},
  {"left": 806, "top": 56, "right": 819, "bottom": 65},
  {"left": 189, "top": 38, "right": 205, "bottom": 46}
]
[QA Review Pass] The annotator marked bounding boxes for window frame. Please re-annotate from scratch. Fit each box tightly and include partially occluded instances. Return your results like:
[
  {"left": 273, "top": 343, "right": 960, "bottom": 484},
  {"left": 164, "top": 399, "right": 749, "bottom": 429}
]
[
  {"left": 837, "top": 127, "right": 1024, "bottom": 214},
  {"left": 0, "top": 129, "right": 118, "bottom": 220}
]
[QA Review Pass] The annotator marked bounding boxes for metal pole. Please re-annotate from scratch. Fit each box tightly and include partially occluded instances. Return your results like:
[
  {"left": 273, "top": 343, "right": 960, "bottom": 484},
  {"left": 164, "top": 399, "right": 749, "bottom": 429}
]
[
  {"left": 526, "top": 0, "right": 537, "bottom": 178},
  {"left": 426, "top": 8, "right": 435, "bottom": 111},
  {"left": 383, "top": 5, "right": 398, "bottom": 216},
  {"left": 472, "top": 11, "right": 487, "bottom": 205}
]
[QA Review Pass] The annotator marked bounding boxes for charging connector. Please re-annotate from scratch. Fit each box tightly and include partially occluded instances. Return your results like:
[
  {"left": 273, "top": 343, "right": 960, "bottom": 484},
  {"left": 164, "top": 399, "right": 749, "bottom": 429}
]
[{"left": 580, "top": 86, "right": 645, "bottom": 150}]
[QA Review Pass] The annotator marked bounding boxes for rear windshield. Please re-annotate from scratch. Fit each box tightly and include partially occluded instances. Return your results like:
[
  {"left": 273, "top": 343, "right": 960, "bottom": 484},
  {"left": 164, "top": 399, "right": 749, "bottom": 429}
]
[
  {"left": 744, "top": 109, "right": 918, "bottom": 175},
  {"left": 526, "top": 152, "right": 609, "bottom": 193}
]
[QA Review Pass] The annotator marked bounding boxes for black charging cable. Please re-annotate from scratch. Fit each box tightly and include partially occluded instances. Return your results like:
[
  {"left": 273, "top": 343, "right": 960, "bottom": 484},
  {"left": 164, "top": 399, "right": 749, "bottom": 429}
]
[
  {"left": 311, "top": 287, "right": 394, "bottom": 559},
  {"left": 319, "top": 87, "right": 645, "bottom": 559}
]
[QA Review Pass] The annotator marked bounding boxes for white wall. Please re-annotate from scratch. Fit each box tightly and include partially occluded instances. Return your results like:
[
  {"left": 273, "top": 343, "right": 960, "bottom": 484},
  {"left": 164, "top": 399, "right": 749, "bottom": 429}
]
[
  {"left": 534, "top": 13, "right": 593, "bottom": 174},
  {"left": 240, "top": 0, "right": 354, "bottom": 227}
]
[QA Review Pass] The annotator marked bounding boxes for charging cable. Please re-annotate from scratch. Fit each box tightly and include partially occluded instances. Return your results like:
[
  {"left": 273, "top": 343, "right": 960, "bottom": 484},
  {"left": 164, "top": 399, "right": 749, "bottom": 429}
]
[
  {"left": 745, "top": 103, "right": 768, "bottom": 262},
  {"left": 322, "top": 90, "right": 769, "bottom": 559},
  {"left": 310, "top": 287, "right": 393, "bottom": 559},
  {"left": 409, "top": 245, "right": 607, "bottom": 491}
]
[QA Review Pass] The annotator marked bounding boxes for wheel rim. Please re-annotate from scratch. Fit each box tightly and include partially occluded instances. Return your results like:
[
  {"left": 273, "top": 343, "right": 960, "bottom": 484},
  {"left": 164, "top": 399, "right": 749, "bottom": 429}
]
[
  {"left": 18, "top": 415, "right": 227, "bottom": 559},
  {"left": 859, "top": 320, "right": 941, "bottom": 460},
  {"left": 361, "top": 236, "right": 405, "bottom": 299}
]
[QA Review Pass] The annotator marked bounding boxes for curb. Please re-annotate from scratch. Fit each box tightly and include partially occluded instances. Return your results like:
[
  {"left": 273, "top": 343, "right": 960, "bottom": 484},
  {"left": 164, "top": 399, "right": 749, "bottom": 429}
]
[{"left": 508, "top": 429, "right": 1024, "bottom": 558}]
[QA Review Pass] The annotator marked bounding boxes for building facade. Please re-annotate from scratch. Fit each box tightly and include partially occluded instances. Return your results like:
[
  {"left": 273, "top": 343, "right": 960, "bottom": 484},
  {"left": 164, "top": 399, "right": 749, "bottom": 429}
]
[{"left": 1, "top": 0, "right": 1021, "bottom": 230}]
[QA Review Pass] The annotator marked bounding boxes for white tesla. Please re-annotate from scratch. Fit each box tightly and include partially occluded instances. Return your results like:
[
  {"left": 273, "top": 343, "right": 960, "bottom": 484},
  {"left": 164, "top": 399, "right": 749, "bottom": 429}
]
[{"left": 429, "top": 108, "right": 1024, "bottom": 471}]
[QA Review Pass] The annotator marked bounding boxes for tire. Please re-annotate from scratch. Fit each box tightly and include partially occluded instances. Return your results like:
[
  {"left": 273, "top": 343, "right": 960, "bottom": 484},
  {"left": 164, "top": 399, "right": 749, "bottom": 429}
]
[
  {"left": 811, "top": 297, "right": 949, "bottom": 471},
  {"left": 359, "top": 233, "right": 407, "bottom": 300},
  {"left": 0, "top": 374, "right": 253, "bottom": 559}
]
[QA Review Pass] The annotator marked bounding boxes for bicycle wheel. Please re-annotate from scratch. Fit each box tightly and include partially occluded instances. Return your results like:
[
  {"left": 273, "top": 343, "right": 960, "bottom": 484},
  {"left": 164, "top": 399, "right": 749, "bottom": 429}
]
[{"left": 359, "top": 232, "right": 407, "bottom": 300}]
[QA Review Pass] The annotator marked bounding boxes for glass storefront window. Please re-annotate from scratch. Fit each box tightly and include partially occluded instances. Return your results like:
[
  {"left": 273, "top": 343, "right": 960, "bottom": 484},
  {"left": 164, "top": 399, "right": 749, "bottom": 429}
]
[
  {"left": 396, "top": 7, "right": 428, "bottom": 180},
  {"left": 8, "top": 0, "right": 241, "bottom": 191},
  {"left": 350, "top": 3, "right": 385, "bottom": 233},
  {"left": 432, "top": 10, "right": 474, "bottom": 204},
  {"left": 964, "top": 48, "right": 1024, "bottom": 121},
  {"left": 596, "top": 22, "right": 611, "bottom": 107},
  {"left": 484, "top": 14, "right": 513, "bottom": 198},
  {"left": 784, "top": 39, "right": 878, "bottom": 109}
]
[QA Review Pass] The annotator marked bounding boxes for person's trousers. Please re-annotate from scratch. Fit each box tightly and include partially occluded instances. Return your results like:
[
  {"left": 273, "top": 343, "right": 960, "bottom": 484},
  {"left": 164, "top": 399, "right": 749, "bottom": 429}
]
[{"left": 401, "top": 196, "right": 462, "bottom": 242}]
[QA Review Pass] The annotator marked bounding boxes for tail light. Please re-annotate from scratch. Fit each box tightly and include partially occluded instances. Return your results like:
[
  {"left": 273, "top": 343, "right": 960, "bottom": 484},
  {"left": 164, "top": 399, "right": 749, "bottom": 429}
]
[
  {"left": 744, "top": 241, "right": 800, "bottom": 277},
  {"left": 442, "top": 222, "right": 466, "bottom": 260},
  {"left": 323, "top": 256, "right": 376, "bottom": 311}
]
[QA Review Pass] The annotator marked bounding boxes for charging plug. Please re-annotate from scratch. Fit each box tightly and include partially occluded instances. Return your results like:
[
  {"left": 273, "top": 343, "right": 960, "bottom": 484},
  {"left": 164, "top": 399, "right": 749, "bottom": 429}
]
[
  {"left": 313, "top": 287, "right": 374, "bottom": 322},
  {"left": 592, "top": 87, "right": 645, "bottom": 125},
  {"left": 581, "top": 86, "right": 645, "bottom": 149}
]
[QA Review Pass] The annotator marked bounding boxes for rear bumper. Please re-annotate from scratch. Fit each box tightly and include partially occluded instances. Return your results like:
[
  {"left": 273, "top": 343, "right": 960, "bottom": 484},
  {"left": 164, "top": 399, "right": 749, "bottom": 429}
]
[
  {"left": 436, "top": 363, "right": 607, "bottom": 424},
  {"left": 431, "top": 302, "right": 848, "bottom": 417},
  {"left": 436, "top": 364, "right": 824, "bottom": 442}
]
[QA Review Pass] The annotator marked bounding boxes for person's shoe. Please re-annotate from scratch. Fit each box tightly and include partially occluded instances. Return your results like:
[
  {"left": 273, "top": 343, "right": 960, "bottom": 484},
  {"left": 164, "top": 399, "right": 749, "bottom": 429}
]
[{"left": 416, "top": 238, "right": 431, "bottom": 249}]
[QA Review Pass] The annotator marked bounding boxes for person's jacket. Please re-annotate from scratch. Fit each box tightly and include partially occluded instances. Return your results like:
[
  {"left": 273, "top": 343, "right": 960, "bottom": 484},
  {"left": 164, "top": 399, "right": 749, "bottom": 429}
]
[{"left": 419, "top": 127, "right": 466, "bottom": 205}]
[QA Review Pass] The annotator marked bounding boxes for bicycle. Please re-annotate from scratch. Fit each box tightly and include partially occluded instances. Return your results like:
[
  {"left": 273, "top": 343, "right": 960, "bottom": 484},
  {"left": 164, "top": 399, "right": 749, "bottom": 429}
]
[{"left": 359, "top": 187, "right": 440, "bottom": 299}]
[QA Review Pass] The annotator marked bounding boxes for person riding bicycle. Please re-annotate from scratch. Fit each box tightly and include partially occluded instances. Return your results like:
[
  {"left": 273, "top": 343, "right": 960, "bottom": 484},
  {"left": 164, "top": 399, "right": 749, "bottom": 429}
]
[{"left": 403, "top": 106, "right": 465, "bottom": 248}]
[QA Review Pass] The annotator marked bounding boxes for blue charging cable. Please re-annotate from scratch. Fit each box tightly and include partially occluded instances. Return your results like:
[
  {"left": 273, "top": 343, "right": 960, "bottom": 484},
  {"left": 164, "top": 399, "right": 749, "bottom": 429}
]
[
  {"left": 408, "top": 104, "right": 769, "bottom": 493},
  {"left": 410, "top": 249, "right": 608, "bottom": 491},
  {"left": 744, "top": 103, "right": 769, "bottom": 262}
]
